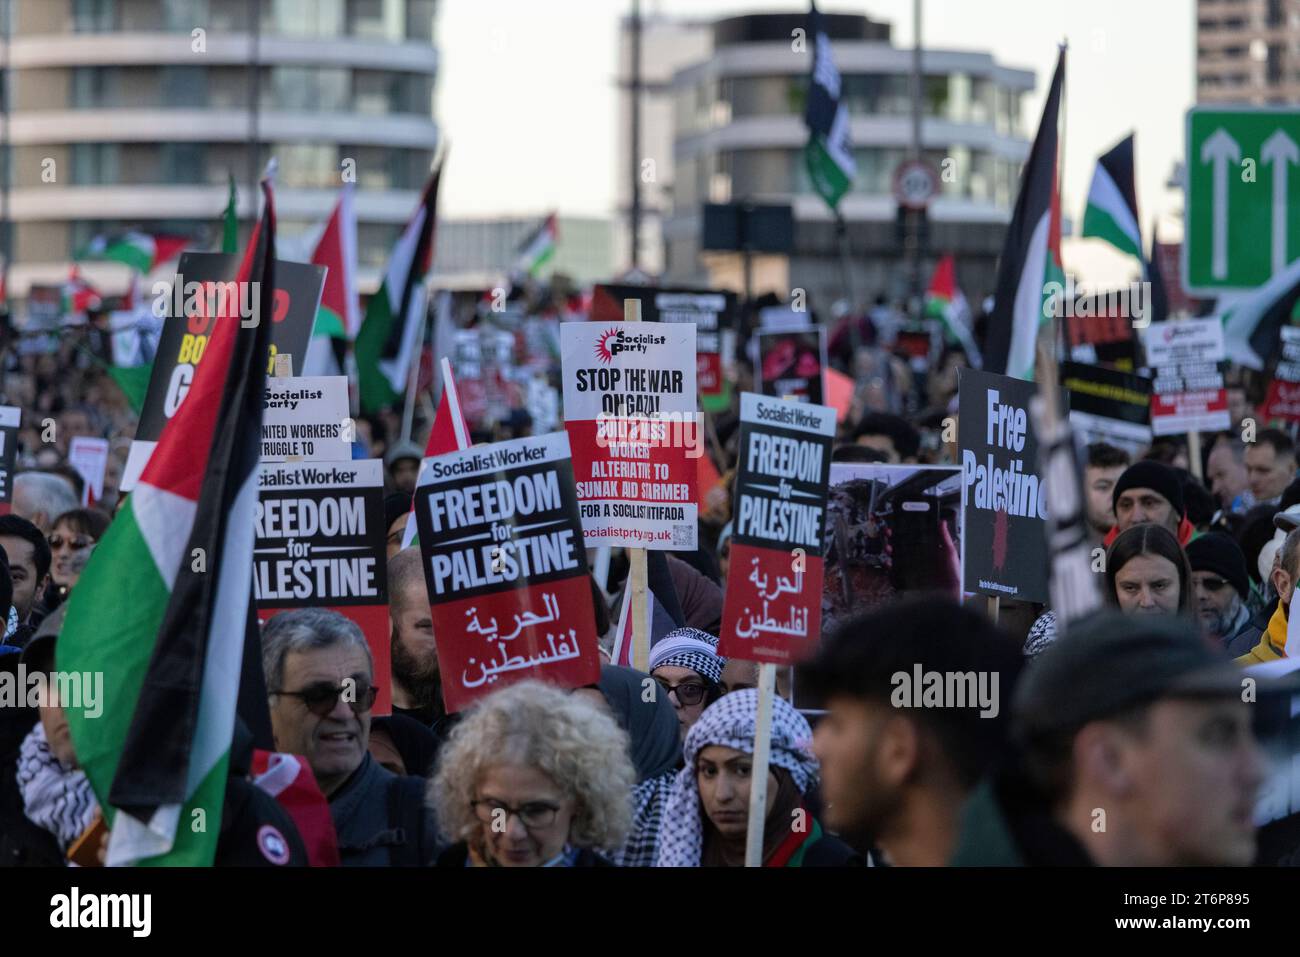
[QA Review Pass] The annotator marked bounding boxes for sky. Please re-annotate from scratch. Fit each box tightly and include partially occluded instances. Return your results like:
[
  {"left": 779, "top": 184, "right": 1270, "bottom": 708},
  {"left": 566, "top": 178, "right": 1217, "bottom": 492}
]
[{"left": 435, "top": 0, "right": 1195, "bottom": 285}]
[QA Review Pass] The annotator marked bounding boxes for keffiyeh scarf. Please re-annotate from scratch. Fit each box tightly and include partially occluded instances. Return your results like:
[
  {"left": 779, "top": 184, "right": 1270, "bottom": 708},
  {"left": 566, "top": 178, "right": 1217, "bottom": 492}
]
[
  {"left": 649, "top": 627, "right": 726, "bottom": 684},
  {"left": 654, "top": 689, "right": 818, "bottom": 867},
  {"left": 16, "top": 721, "right": 99, "bottom": 853}
]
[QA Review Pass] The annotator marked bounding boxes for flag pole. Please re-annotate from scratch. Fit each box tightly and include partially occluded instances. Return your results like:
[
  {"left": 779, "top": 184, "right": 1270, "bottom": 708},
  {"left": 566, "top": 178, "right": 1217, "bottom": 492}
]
[
  {"left": 625, "top": 297, "right": 650, "bottom": 673},
  {"left": 400, "top": 284, "right": 430, "bottom": 443},
  {"left": 744, "top": 660, "right": 777, "bottom": 867}
]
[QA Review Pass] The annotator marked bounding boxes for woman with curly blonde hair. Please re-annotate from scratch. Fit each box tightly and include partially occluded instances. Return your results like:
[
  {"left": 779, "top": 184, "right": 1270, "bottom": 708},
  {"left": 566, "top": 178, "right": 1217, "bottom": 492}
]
[{"left": 429, "top": 680, "right": 636, "bottom": 867}]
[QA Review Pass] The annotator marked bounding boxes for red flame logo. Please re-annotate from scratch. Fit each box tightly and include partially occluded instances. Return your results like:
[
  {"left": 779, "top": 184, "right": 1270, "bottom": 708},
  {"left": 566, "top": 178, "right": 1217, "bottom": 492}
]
[{"left": 594, "top": 328, "right": 619, "bottom": 364}]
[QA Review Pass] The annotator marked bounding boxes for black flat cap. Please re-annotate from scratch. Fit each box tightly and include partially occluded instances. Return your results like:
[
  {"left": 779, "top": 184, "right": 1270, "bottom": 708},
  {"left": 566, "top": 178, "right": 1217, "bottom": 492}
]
[{"left": 1013, "top": 611, "right": 1250, "bottom": 739}]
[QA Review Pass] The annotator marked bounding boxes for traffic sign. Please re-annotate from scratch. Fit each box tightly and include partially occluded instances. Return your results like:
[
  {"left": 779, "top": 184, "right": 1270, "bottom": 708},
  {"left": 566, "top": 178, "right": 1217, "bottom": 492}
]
[
  {"left": 1185, "top": 106, "right": 1300, "bottom": 294},
  {"left": 893, "top": 159, "right": 941, "bottom": 210}
]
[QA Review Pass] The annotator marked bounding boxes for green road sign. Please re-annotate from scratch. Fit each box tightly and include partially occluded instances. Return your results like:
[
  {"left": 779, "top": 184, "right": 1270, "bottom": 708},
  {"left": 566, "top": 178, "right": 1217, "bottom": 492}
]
[{"left": 1185, "top": 106, "right": 1300, "bottom": 295}]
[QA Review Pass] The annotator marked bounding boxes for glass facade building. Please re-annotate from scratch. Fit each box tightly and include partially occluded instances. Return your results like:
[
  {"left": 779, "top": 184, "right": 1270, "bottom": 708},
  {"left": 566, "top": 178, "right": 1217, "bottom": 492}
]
[{"left": 3, "top": 0, "right": 439, "bottom": 296}]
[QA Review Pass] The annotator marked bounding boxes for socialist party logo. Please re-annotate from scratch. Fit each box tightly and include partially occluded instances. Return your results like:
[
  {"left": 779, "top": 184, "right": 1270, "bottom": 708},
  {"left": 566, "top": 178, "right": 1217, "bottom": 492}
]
[{"left": 594, "top": 327, "right": 666, "bottom": 363}]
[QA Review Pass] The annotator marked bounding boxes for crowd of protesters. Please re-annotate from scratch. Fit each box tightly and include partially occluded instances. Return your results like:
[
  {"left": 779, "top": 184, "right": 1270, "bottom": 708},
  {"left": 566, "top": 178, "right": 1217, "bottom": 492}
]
[{"left": 1, "top": 288, "right": 1299, "bottom": 868}]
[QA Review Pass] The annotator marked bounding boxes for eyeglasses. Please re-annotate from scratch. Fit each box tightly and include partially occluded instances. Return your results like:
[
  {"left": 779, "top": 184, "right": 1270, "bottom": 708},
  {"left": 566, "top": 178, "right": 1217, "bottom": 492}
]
[
  {"left": 655, "top": 676, "right": 708, "bottom": 706},
  {"left": 1197, "top": 577, "right": 1230, "bottom": 592},
  {"left": 48, "top": 535, "right": 93, "bottom": 550},
  {"left": 471, "top": 799, "right": 561, "bottom": 831},
  {"left": 272, "top": 681, "right": 378, "bottom": 717}
]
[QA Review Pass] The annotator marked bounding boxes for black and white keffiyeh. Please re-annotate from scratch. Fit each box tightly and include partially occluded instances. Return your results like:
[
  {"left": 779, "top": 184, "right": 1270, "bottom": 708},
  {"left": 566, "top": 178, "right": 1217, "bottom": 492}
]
[
  {"left": 653, "top": 690, "right": 817, "bottom": 867},
  {"left": 16, "top": 721, "right": 99, "bottom": 854},
  {"left": 612, "top": 769, "right": 675, "bottom": 867},
  {"left": 649, "top": 627, "right": 725, "bottom": 684}
]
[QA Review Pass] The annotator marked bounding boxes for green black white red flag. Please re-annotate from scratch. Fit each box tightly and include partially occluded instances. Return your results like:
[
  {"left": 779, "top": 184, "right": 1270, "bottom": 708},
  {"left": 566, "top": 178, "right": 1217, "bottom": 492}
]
[
  {"left": 1081, "top": 134, "right": 1145, "bottom": 268},
  {"left": 355, "top": 165, "right": 441, "bottom": 414},
  {"left": 803, "top": 2, "right": 855, "bottom": 211},
  {"left": 59, "top": 178, "right": 278, "bottom": 866},
  {"left": 983, "top": 47, "right": 1065, "bottom": 382}
]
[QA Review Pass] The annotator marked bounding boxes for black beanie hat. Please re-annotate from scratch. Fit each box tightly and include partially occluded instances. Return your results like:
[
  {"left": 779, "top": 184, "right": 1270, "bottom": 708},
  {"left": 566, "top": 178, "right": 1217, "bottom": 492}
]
[
  {"left": 1184, "top": 531, "right": 1250, "bottom": 600},
  {"left": 1113, "top": 460, "right": 1186, "bottom": 517}
]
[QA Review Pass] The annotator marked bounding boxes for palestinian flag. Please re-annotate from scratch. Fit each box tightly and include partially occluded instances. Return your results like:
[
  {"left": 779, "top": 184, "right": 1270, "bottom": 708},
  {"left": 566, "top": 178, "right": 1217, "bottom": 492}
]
[
  {"left": 1221, "top": 255, "right": 1300, "bottom": 370},
  {"left": 983, "top": 47, "right": 1065, "bottom": 381},
  {"left": 77, "top": 232, "right": 188, "bottom": 274},
  {"left": 925, "top": 254, "right": 983, "bottom": 368},
  {"left": 514, "top": 213, "right": 558, "bottom": 279},
  {"left": 803, "top": 1, "right": 856, "bottom": 211},
  {"left": 399, "top": 355, "right": 471, "bottom": 550},
  {"left": 310, "top": 184, "right": 361, "bottom": 341},
  {"left": 60, "top": 179, "right": 278, "bottom": 867},
  {"left": 355, "top": 166, "right": 441, "bottom": 414},
  {"left": 62, "top": 268, "right": 101, "bottom": 314},
  {"left": 1081, "top": 134, "right": 1144, "bottom": 265},
  {"left": 222, "top": 172, "right": 239, "bottom": 254}
]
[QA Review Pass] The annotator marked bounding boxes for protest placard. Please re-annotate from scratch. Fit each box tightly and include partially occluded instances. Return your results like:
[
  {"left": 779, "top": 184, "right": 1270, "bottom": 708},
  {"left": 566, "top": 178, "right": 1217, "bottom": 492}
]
[
  {"left": 561, "top": 320, "right": 700, "bottom": 550},
  {"left": 821, "top": 463, "right": 965, "bottom": 634},
  {"left": 261, "top": 376, "right": 351, "bottom": 462},
  {"left": 591, "top": 284, "right": 737, "bottom": 413},
  {"left": 122, "top": 251, "right": 325, "bottom": 491},
  {"left": 756, "top": 327, "right": 826, "bottom": 405},
  {"left": 412, "top": 431, "right": 600, "bottom": 713},
  {"left": 1261, "top": 327, "right": 1300, "bottom": 423},
  {"left": 958, "top": 368, "right": 1051, "bottom": 604},
  {"left": 68, "top": 436, "right": 110, "bottom": 507},
  {"left": 719, "top": 393, "right": 835, "bottom": 666},
  {"left": 0, "top": 406, "right": 18, "bottom": 515},
  {"left": 1142, "top": 318, "right": 1230, "bottom": 436},
  {"left": 789, "top": 461, "right": 966, "bottom": 713},
  {"left": 254, "top": 459, "right": 391, "bottom": 714},
  {"left": 1061, "top": 360, "right": 1153, "bottom": 457}
]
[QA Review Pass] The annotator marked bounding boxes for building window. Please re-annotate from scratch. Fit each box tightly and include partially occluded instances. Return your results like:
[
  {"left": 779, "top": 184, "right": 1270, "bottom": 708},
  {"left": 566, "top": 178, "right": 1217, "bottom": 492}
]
[
  {"left": 72, "top": 66, "right": 118, "bottom": 107},
  {"left": 71, "top": 144, "right": 120, "bottom": 185},
  {"left": 161, "top": 66, "right": 208, "bottom": 108},
  {"left": 273, "top": 143, "right": 340, "bottom": 188},
  {"left": 265, "top": 0, "right": 345, "bottom": 38},
  {"left": 73, "top": 0, "right": 116, "bottom": 32},
  {"left": 163, "top": 0, "right": 210, "bottom": 32},
  {"left": 160, "top": 143, "right": 207, "bottom": 184},
  {"left": 265, "top": 67, "right": 349, "bottom": 113},
  {"left": 349, "top": 0, "right": 405, "bottom": 42}
]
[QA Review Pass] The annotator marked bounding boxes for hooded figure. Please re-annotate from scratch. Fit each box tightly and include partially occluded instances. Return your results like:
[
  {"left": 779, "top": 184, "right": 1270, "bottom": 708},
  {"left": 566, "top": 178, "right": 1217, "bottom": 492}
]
[
  {"left": 595, "top": 665, "right": 683, "bottom": 868},
  {"left": 595, "top": 665, "right": 680, "bottom": 782},
  {"left": 654, "top": 690, "right": 859, "bottom": 867}
]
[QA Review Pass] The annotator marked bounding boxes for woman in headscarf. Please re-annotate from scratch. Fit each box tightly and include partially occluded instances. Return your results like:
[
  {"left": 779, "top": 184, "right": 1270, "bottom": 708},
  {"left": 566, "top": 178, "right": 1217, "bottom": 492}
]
[
  {"left": 655, "top": 689, "right": 861, "bottom": 867},
  {"left": 649, "top": 626, "right": 726, "bottom": 741},
  {"left": 573, "top": 664, "right": 682, "bottom": 867},
  {"left": 429, "top": 680, "right": 636, "bottom": 867}
]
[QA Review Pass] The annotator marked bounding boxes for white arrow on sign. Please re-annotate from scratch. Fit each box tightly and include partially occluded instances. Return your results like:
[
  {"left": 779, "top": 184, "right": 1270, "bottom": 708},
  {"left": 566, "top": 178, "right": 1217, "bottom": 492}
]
[
  {"left": 1262, "top": 129, "right": 1299, "bottom": 274},
  {"left": 1201, "top": 127, "right": 1241, "bottom": 280}
]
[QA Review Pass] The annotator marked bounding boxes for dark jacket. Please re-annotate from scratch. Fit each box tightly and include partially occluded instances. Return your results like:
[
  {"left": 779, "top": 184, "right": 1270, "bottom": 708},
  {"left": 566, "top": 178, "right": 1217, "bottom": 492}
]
[
  {"left": 949, "top": 766, "right": 1094, "bottom": 867},
  {"left": 215, "top": 720, "right": 309, "bottom": 867},
  {"left": 329, "top": 753, "right": 439, "bottom": 866},
  {"left": 435, "top": 842, "right": 616, "bottom": 867},
  {"left": 1224, "top": 604, "right": 1266, "bottom": 658},
  {"left": 789, "top": 828, "right": 864, "bottom": 867}
]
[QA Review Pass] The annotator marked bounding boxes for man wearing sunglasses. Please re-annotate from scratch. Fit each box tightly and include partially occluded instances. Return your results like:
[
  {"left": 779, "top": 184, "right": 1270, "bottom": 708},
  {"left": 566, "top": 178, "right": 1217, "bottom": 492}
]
[
  {"left": 1185, "top": 532, "right": 1260, "bottom": 655},
  {"left": 263, "top": 608, "right": 439, "bottom": 866}
]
